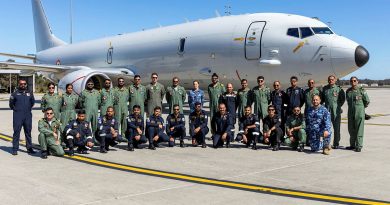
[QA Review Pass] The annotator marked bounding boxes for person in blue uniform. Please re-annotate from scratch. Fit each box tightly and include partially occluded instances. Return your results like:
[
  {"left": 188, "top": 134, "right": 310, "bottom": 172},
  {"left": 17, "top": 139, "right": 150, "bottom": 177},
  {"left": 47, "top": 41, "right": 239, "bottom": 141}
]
[
  {"left": 286, "top": 76, "right": 305, "bottom": 116},
  {"left": 211, "top": 103, "right": 234, "bottom": 148},
  {"left": 166, "top": 104, "right": 186, "bottom": 147},
  {"left": 126, "top": 105, "right": 147, "bottom": 151},
  {"left": 97, "top": 106, "right": 122, "bottom": 153},
  {"left": 64, "top": 110, "right": 94, "bottom": 155},
  {"left": 306, "top": 95, "right": 332, "bottom": 155},
  {"left": 189, "top": 102, "right": 209, "bottom": 148},
  {"left": 146, "top": 106, "right": 169, "bottom": 150},
  {"left": 236, "top": 106, "right": 261, "bottom": 150},
  {"left": 9, "top": 79, "right": 36, "bottom": 155},
  {"left": 188, "top": 80, "right": 204, "bottom": 113},
  {"left": 270, "top": 81, "right": 288, "bottom": 137},
  {"left": 263, "top": 105, "right": 283, "bottom": 151}
]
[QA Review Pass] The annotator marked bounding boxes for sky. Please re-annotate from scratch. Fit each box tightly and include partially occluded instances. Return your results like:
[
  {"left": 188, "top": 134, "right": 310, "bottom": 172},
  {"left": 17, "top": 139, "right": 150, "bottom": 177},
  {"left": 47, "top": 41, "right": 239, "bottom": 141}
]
[{"left": 0, "top": 0, "right": 389, "bottom": 80}]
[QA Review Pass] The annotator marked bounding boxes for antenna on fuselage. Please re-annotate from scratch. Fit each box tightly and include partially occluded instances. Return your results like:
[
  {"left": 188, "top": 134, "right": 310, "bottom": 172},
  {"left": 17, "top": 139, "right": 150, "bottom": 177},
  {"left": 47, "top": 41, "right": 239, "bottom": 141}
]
[
  {"left": 69, "top": 0, "right": 73, "bottom": 44},
  {"left": 215, "top": 10, "right": 221, "bottom": 17}
]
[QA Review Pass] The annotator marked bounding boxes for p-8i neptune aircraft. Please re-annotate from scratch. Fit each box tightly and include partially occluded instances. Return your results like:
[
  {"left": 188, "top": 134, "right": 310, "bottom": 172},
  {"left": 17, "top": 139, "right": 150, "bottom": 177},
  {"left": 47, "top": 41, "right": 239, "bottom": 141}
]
[{"left": 0, "top": 0, "right": 369, "bottom": 93}]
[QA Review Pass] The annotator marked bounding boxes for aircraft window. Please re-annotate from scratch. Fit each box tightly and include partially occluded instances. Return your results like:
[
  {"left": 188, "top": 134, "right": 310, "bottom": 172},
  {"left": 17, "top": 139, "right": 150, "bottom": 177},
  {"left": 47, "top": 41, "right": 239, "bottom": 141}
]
[
  {"left": 312, "top": 27, "right": 334, "bottom": 34},
  {"left": 300, "top": 27, "right": 314, "bottom": 38},
  {"left": 287, "top": 28, "right": 299, "bottom": 38}
]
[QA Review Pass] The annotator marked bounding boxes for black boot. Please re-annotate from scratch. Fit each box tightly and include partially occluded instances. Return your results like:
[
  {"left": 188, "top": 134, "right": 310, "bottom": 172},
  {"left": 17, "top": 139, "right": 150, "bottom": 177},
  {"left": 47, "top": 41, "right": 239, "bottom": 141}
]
[
  {"left": 149, "top": 143, "right": 156, "bottom": 150},
  {"left": 27, "top": 148, "right": 36, "bottom": 154},
  {"left": 180, "top": 140, "right": 185, "bottom": 148},
  {"left": 128, "top": 143, "right": 134, "bottom": 151},
  {"left": 252, "top": 143, "right": 257, "bottom": 150},
  {"left": 68, "top": 148, "right": 74, "bottom": 156},
  {"left": 100, "top": 146, "right": 107, "bottom": 153},
  {"left": 40, "top": 151, "right": 48, "bottom": 159},
  {"left": 202, "top": 143, "right": 207, "bottom": 148},
  {"left": 298, "top": 144, "right": 304, "bottom": 152}
]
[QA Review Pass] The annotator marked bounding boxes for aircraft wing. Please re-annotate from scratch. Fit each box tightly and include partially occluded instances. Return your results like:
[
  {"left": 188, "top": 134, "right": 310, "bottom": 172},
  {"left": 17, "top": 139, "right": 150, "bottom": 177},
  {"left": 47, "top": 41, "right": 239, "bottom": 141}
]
[{"left": 0, "top": 61, "right": 69, "bottom": 73}]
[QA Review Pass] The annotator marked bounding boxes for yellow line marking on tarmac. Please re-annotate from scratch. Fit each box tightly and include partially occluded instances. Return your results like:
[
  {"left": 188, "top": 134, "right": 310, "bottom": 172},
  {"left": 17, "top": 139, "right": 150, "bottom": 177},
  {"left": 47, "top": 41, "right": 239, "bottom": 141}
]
[{"left": 0, "top": 133, "right": 389, "bottom": 205}]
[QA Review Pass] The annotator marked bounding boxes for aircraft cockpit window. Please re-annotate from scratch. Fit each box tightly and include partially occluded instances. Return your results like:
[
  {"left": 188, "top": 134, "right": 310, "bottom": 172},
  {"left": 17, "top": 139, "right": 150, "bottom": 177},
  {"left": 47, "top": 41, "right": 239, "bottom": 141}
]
[
  {"left": 287, "top": 28, "right": 299, "bottom": 38},
  {"left": 300, "top": 27, "right": 314, "bottom": 38},
  {"left": 312, "top": 27, "right": 334, "bottom": 34}
]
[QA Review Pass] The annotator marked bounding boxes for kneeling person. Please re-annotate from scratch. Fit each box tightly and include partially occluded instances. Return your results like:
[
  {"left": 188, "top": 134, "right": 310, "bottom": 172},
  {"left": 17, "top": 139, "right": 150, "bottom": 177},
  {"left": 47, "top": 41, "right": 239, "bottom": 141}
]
[
  {"left": 97, "top": 106, "right": 122, "bottom": 153},
  {"left": 284, "top": 106, "right": 306, "bottom": 152},
  {"left": 146, "top": 106, "right": 169, "bottom": 150},
  {"left": 38, "top": 107, "right": 65, "bottom": 159},
  {"left": 236, "top": 106, "right": 261, "bottom": 150},
  {"left": 189, "top": 102, "right": 209, "bottom": 148},
  {"left": 263, "top": 105, "right": 283, "bottom": 151},
  {"left": 211, "top": 103, "right": 234, "bottom": 148},
  {"left": 166, "top": 104, "right": 186, "bottom": 147},
  {"left": 126, "top": 105, "right": 147, "bottom": 151},
  {"left": 64, "top": 110, "right": 94, "bottom": 155}
]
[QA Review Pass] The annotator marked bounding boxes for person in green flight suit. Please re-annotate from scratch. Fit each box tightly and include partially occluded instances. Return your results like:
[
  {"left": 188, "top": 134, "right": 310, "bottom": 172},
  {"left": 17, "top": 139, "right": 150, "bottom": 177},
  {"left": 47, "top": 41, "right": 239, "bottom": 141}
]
[
  {"left": 304, "top": 79, "right": 322, "bottom": 115},
  {"left": 41, "top": 82, "right": 62, "bottom": 120},
  {"left": 38, "top": 107, "right": 65, "bottom": 159},
  {"left": 207, "top": 73, "right": 225, "bottom": 120},
  {"left": 60, "top": 84, "right": 79, "bottom": 130},
  {"left": 129, "top": 75, "right": 147, "bottom": 117},
  {"left": 113, "top": 77, "right": 130, "bottom": 135},
  {"left": 146, "top": 72, "right": 166, "bottom": 116},
  {"left": 284, "top": 106, "right": 307, "bottom": 152},
  {"left": 237, "top": 79, "right": 252, "bottom": 119},
  {"left": 321, "top": 75, "right": 345, "bottom": 149},
  {"left": 166, "top": 77, "right": 186, "bottom": 114},
  {"left": 79, "top": 80, "right": 101, "bottom": 139},
  {"left": 100, "top": 79, "right": 115, "bottom": 117},
  {"left": 346, "top": 76, "right": 370, "bottom": 152},
  {"left": 252, "top": 76, "right": 271, "bottom": 120}
]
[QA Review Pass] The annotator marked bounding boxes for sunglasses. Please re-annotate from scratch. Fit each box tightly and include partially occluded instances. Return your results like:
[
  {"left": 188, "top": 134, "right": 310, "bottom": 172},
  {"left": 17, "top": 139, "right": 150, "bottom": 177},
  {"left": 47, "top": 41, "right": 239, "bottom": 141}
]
[
  {"left": 87, "top": 84, "right": 94, "bottom": 86},
  {"left": 268, "top": 109, "right": 275, "bottom": 111},
  {"left": 152, "top": 76, "right": 158, "bottom": 79},
  {"left": 309, "top": 82, "right": 314, "bottom": 84},
  {"left": 49, "top": 87, "right": 55, "bottom": 89},
  {"left": 258, "top": 80, "right": 264, "bottom": 82},
  {"left": 134, "top": 78, "right": 141, "bottom": 81},
  {"left": 274, "top": 84, "right": 279, "bottom": 87},
  {"left": 351, "top": 80, "right": 357, "bottom": 82},
  {"left": 46, "top": 112, "right": 53, "bottom": 115},
  {"left": 174, "top": 108, "right": 180, "bottom": 110}
]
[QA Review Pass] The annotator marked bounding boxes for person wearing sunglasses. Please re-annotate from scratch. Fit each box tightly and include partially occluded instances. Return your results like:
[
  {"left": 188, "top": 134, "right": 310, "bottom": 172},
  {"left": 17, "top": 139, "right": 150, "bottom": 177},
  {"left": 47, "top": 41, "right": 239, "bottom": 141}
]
[
  {"left": 79, "top": 80, "right": 101, "bottom": 142},
  {"left": 146, "top": 106, "right": 169, "bottom": 150},
  {"left": 129, "top": 75, "right": 147, "bottom": 117},
  {"left": 236, "top": 106, "right": 261, "bottom": 150},
  {"left": 252, "top": 76, "right": 271, "bottom": 121},
  {"left": 60, "top": 84, "right": 79, "bottom": 131},
  {"left": 146, "top": 73, "right": 166, "bottom": 117},
  {"left": 9, "top": 79, "right": 36, "bottom": 155},
  {"left": 208, "top": 73, "right": 225, "bottom": 120},
  {"left": 166, "top": 104, "right": 186, "bottom": 147},
  {"left": 263, "top": 105, "right": 283, "bottom": 151},
  {"left": 346, "top": 77, "right": 370, "bottom": 152},
  {"left": 166, "top": 77, "right": 186, "bottom": 114},
  {"left": 113, "top": 77, "right": 130, "bottom": 135},
  {"left": 270, "top": 80, "right": 288, "bottom": 137},
  {"left": 41, "top": 82, "right": 62, "bottom": 120},
  {"left": 304, "top": 79, "right": 322, "bottom": 116},
  {"left": 285, "top": 106, "right": 306, "bottom": 152},
  {"left": 100, "top": 79, "right": 115, "bottom": 118},
  {"left": 38, "top": 107, "right": 65, "bottom": 159},
  {"left": 189, "top": 102, "right": 208, "bottom": 148},
  {"left": 321, "top": 75, "right": 346, "bottom": 149}
]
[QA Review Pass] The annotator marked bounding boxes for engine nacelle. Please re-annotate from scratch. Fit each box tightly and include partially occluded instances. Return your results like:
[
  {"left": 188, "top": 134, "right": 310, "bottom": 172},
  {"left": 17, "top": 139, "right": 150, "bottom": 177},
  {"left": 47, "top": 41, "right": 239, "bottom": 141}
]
[{"left": 58, "top": 69, "right": 110, "bottom": 94}]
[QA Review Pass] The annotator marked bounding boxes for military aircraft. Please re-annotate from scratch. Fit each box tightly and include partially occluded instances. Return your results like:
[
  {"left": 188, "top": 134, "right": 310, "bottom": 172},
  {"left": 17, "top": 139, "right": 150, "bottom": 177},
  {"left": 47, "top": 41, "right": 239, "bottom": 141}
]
[{"left": 0, "top": 0, "right": 369, "bottom": 93}]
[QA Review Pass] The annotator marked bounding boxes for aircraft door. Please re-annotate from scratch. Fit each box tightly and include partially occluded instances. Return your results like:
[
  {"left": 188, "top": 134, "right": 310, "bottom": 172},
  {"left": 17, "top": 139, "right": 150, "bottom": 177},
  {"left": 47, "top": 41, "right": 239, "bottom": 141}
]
[{"left": 245, "top": 21, "right": 266, "bottom": 60}]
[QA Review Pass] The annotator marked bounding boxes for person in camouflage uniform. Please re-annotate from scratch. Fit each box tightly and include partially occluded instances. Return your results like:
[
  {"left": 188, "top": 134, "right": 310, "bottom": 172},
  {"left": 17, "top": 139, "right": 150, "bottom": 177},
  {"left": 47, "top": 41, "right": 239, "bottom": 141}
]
[
  {"left": 100, "top": 79, "right": 115, "bottom": 117},
  {"left": 208, "top": 73, "right": 225, "bottom": 121},
  {"left": 346, "top": 77, "right": 370, "bottom": 152},
  {"left": 129, "top": 75, "right": 147, "bottom": 117},
  {"left": 146, "top": 73, "right": 166, "bottom": 116},
  {"left": 166, "top": 77, "right": 186, "bottom": 114},
  {"left": 41, "top": 82, "right": 62, "bottom": 120},
  {"left": 252, "top": 76, "right": 270, "bottom": 120},
  {"left": 60, "top": 84, "right": 79, "bottom": 129},
  {"left": 79, "top": 80, "right": 101, "bottom": 138},
  {"left": 237, "top": 79, "right": 252, "bottom": 119},
  {"left": 113, "top": 77, "right": 130, "bottom": 135}
]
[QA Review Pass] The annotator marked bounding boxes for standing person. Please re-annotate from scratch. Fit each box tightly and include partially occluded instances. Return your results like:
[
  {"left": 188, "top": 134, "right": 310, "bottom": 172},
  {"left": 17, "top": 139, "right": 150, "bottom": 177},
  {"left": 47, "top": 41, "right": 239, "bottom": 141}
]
[
  {"left": 129, "top": 75, "right": 147, "bottom": 117},
  {"left": 304, "top": 79, "right": 321, "bottom": 115},
  {"left": 100, "top": 79, "right": 115, "bottom": 117},
  {"left": 146, "top": 73, "right": 166, "bottom": 116},
  {"left": 346, "top": 77, "right": 370, "bottom": 152},
  {"left": 211, "top": 103, "right": 234, "bottom": 148},
  {"left": 236, "top": 106, "right": 261, "bottom": 150},
  {"left": 263, "top": 105, "right": 283, "bottom": 151},
  {"left": 285, "top": 106, "right": 307, "bottom": 152},
  {"left": 237, "top": 79, "right": 252, "bottom": 119},
  {"left": 286, "top": 76, "right": 305, "bottom": 116},
  {"left": 252, "top": 76, "right": 271, "bottom": 120},
  {"left": 126, "top": 105, "right": 147, "bottom": 151},
  {"left": 219, "top": 82, "right": 238, "bottom": 139},
  {"left": 166, "top": 104, "right": 186, "bottom": 147},
  {"left": 97, "top": 106, "right": 122, "bottom": 153},
  {"left": 113, "top": 77, "right": 130, "bottom": 135},
  {"left": 41, "top": 82, "right": 62, "bottom": 120},
  {"left": 189, "top": 102, "right": 208, "bottom": 148},
  {"left": 271, "top": 81, "right": 288, "bottom": 136},
  {"left": 146, "top": 106, "right": 169, "bottom": 150},
  {"left": 60, "top": 84, "right": 79, "bottom": 129},
  {"left": 166, "top": 77, "right": 186, "bottom": 114},
  {"left": 9, "top": 79, "right": 36, "bottom": 155},
  {"left": 38, "top": 107, "right": 65, "bottom": 159},
  {"left": 64, "top": 110, "right": 94, "bottom": 155},
  {"left": 322, "top": 75, "right": 346, "bottom": 149},
  {"left": 79, "top": 80, "right": 101, "bottom": 139},
  {"left": 188, "top": 80, "right": 204, "bottom": 113},
  {"left": 306, "top": 95, "right": 332, "bottom": 155},
  {"left": 208, "top": 73, "right": 225, "bottom": 120}
]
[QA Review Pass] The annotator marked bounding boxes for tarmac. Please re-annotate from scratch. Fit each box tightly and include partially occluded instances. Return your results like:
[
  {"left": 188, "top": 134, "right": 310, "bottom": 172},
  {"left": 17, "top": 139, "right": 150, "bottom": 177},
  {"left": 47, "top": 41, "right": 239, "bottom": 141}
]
[{"left": 0, "top": 88, "right": 389, "bottom": 205}]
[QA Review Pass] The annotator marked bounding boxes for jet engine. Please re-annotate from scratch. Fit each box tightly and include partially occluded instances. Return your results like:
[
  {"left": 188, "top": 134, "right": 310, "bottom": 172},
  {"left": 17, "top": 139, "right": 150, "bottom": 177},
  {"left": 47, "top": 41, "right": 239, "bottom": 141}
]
[{"left": 58, "top": 69, "right": 110, "bottom": 94}]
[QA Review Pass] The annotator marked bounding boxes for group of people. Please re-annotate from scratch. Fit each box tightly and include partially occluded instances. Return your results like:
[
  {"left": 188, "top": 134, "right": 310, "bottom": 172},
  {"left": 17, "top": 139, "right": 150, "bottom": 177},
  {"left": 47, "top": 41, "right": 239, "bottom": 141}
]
[{"left": 8, "top": 72, "right": 370, "bottom": 159}]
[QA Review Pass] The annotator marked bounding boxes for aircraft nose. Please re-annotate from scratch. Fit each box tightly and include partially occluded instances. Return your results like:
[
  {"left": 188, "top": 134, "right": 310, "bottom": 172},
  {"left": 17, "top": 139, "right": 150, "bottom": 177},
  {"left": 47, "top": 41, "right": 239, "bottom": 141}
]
[{"left": 355, "top": 45, "right": 369, "bottom": 67}]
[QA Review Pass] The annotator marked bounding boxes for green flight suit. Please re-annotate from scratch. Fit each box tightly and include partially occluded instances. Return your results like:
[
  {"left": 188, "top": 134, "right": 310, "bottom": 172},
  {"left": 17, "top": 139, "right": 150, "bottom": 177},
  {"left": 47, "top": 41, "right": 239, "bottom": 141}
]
[
  {"left": 100, "top": 88, "right": 115, "bottom": 116},
  {"left": 284, "top": 114, "right": 307, "bottom": 148},
  {"left": 207, "top": 82, "right": 225, "bottom": 120},
  {"left": 79, "top": 89, "right": 101, "bottom": 136},
  {"left": 252, "top": 86, "right": 271, "bottom": 120},
  {"left": 113, "top": 86, "right": 130, "bottom": 135},
  {"left": 60, "top": 92, "right": 79, "bottom": 129},
  {"left": 166, "top": 85, "right": 186, "bottom": 114},
  {"left": 346, "top": 86, "right": 369, "bottom": 149},
  {"left": 322, "top": 84, "right": 345, "bottom": 147},
  {"left": 129, "top": 84, "right": 147, "bottom": 117},
  {"left": 41, "top": 93, "right": 62, "bottom": 120},
  {"left": 38, "top": 118, "right": 65, "bottom": 156},
  {"left": 237, "top": 88, "right": 252, "bottom": 118},
  {"left": 146, "top": 82, "right": 166, "bottom": 116},
  {"left": 304, "top": 87, "right": 321, "bottom": 114}
]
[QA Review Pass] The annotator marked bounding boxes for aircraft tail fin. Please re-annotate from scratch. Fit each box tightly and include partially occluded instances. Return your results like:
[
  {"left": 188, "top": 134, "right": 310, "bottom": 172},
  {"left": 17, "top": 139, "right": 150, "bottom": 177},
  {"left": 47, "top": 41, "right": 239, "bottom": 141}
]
[{"left": 31, "top": 0, "right": 66, "bottom": 52}]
